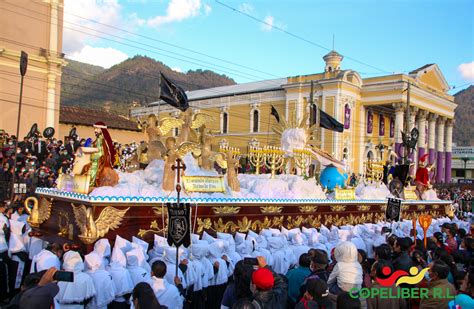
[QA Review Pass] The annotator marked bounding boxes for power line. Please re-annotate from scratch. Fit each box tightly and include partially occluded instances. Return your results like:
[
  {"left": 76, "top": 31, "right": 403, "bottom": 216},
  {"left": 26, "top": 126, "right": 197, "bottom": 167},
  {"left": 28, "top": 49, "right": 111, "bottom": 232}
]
[{"left": 214, "top": 0, "right": 394, "bottom": 74}]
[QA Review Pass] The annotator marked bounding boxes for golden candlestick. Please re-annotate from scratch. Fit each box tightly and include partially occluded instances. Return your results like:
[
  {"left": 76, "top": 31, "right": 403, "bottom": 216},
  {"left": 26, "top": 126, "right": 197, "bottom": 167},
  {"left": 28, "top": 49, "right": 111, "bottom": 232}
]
[
  {"left": 219, "top": 146, "right": 241, "bottom": 156},
  {"left": 364, "top": 159, "right": 384, "bottom": 184},
  {"left": 248, "top": 147, "right": 265, "bottom": 174},
  {"left": 263, "top": 146, "right": 286, "bottom": 179},
  {"left": 293, "top": 148, "right": 312, "bottom": 177}
]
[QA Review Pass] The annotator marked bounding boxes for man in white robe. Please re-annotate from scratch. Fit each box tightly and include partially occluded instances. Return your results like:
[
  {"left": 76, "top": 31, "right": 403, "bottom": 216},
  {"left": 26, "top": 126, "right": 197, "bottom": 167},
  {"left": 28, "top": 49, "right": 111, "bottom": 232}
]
[
  {"left": 92, "top": 239, "right": 111, "bottom": 270},
  {"left": 56, "top": 251, "right": 96, "bottom": 309},
  {"left": 8, "top": 219, "right": 28, "bottom": 295},
  {"left": 150, "top": 260, "right": 184, "bottom": 309},
  {"left": 30, "top": 248, "right": 61, "bottom": 273},
  {"left": 126, "top": 248, "right": 151, "bottom": 286},
  {"left": 268, "top": 237, "right": 290, "bottom": 275},
  {"left": 84, "top": 251, "right": 116, "bottom": 309},
  {"left": 109, "top": 244, "right": 134, "bottom": 308},
  {"left": 289, "top": 233, "right": 311, "bottom": 265},
  {"left": 207, "top": 240, "right": 228, "bottom": 308},
  {"left": 0, "top": 207, "right": 9, "bottom": 301}
]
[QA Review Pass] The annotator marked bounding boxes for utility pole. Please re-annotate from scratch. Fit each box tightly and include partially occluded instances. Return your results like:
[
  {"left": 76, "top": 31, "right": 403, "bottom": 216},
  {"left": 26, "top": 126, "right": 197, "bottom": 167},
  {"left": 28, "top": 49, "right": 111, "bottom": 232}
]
[
  {"left": 403, "top": 82, "right": 411, "bottom": 164},
  {"left": 10, "top": 51, "right": 28, "bottom": 201}
]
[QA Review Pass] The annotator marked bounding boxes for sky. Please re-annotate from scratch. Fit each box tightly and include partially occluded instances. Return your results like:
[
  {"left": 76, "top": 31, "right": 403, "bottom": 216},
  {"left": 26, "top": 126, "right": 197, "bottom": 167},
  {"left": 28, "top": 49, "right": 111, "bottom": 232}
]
[{"left": 64, "top": 0, "right": 474, "bottom": 94}]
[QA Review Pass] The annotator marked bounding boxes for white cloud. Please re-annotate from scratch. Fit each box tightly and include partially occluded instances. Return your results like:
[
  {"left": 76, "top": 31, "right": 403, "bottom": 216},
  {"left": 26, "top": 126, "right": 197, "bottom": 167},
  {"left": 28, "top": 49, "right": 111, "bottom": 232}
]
[
  {"left": 204, "top": 4, "right": 212, "bottom": 16},
  {"left": 63, "top": 0, "right": 123, "bottom": 54},
  {"left": 171, "top": 67, "right": 183, "bottom": 73},
  {"left": 261, "top": 15, "right": 274, "bottom": 31},
  {"left": 147, "top": 0, "right": 203, "bottom": 27},
  {"left": 239, "top": 3, "right": 254, "bottom": 14},
  {"left": 458, "top": 61, "right": 474, "bottom": 81},
  {"left": 129, "top": 12, "right": 146, "bottom": 26},
  {"left": 68, "top": 45, "right": 129, "bottom": 68}
]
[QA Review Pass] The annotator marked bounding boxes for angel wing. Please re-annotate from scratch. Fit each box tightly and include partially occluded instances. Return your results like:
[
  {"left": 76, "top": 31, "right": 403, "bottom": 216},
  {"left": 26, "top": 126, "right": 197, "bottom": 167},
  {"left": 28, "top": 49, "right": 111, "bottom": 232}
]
[
  {"left": 211, "top": 152, "right": 227, "bottom": 169},
  {"left": 71, "top": 204, "right": 88, "bottom": 236},
  {"left": 95, "top": 206, "right": 130, "bottom": 238},
  {"left": 176, "top": 142, "right": 200, "bottom": 158},
  {"left": 191, "top": 113, "right": 214, "bottom": 129},
  {"left": 157, "top": 117, "right": 184, "bottom": 135},
  {"left": 38, "top": 198, "right": 52, "bottom": 223}
]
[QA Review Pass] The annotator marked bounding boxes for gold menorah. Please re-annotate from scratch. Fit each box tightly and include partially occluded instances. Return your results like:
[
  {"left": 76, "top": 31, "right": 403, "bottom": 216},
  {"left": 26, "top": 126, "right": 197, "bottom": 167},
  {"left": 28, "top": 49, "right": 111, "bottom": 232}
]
[
  {"left": 248, "top": 147, "right": 265, "bottom": 175},
  {"left": 220, "top": 146, "right": 241, "bottom": 156},
  {"left": 364, "top": 160, "right": 384, "bottom": 183},
  {"left": 262, "top": 146, "right": 286, "bottom": 179},
  {"left": 293, "top": 148, "right": 312, "bottom": 177}
]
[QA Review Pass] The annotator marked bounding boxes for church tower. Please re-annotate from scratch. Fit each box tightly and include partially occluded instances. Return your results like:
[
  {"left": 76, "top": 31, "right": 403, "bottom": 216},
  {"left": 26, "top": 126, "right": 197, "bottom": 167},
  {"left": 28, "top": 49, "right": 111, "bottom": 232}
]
[{"left": 323, "top": 50, "right": 343, "bottom": 72}]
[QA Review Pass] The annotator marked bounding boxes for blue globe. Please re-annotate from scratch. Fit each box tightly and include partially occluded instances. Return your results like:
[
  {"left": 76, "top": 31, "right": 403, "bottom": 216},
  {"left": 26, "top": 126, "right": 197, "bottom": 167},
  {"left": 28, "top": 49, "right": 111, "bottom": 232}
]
[{"left": 319, "top": 165, "right": 348, "bottom": 190}]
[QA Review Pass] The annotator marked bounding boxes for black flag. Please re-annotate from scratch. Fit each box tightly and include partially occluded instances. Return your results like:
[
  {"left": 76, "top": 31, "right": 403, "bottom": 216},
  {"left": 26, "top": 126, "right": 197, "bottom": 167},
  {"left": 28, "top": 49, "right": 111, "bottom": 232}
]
[
  {"left": 270, "top": 105, "right": 280, "bottom": 123},
  {"left": 160, "top": 73, "right": 189, "bottom": 111},
  {"left": 167, "top": 202, "right": 191, "bottom": 248},
  {"left": 386, "top": 198, "right": 402, "bottom": 222},
  {"left": 319, "top": 108, "right": 344, "bottom": 132}
]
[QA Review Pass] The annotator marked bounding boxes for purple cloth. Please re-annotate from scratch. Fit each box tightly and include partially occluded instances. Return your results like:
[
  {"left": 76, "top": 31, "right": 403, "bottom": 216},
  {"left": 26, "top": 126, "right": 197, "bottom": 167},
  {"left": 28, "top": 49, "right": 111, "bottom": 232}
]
[
  {"left": 436, "top": 151, "right": 445, "bottom": 183},
  {"left": 445, "top": 152, "right": 452, "bottom": 183}
]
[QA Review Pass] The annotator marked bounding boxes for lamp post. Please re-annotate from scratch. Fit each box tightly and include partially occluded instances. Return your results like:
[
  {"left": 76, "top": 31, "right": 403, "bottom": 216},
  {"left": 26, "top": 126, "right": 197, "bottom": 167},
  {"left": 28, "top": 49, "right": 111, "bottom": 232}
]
[{"left": 461, "top": 156, "right": 470, "bottom": 180}]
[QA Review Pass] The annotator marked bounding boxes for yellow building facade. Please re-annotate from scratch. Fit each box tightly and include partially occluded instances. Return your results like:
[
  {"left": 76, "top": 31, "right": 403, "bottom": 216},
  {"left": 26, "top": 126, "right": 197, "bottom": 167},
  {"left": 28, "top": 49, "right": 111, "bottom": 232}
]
[
  {"left": 0, "top": 0, "right": 66, "bottom": 137},
  {"left": 131, "top": 51, "right": 456, "bottom": 182}
]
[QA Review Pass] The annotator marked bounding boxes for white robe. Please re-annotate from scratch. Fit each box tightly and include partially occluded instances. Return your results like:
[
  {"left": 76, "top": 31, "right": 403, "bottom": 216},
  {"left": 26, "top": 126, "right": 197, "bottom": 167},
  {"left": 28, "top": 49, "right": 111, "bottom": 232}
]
[
  {"left": 151, "top": 277, "right": 184, "bottom": 309},
  {"left": 0, "top": 213, "right": 9, "bottom": 253},
  {"left": 126, "top": 249, "right": 151, "bottom": 286},
  {"left": 163, "top": 247, "right": 188, "bottom": 288},
  {"left": 268, "top": 237, "right": 290, "bottom": 275},
  {"left": 208, "top": 241, "right": 228, "bottom": 286},
  {"left": 9, "top": 220, "right": 26, "bottom": 289},
  {"left": 85, "top": 252, "right": 116, "bottom": 309},
  {"left": 190, "top": 243, "right": 213, "bottom": 291},
  {"left": 56, "top": 251, "right": 96, "bottom": 309},
  {"left": 93, "top": 239, "right": 111, "bottom": 270},
  {"left": 31, "top": 249, "right": 61, "bottom": 273},
  {"left": 109, "top": 246, "right": 134, "bottom": 302}
]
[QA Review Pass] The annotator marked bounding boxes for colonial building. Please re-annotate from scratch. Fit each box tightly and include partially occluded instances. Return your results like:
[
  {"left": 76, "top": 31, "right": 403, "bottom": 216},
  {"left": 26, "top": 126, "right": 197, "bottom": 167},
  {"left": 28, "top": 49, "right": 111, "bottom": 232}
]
[
  {"left": 0, "top": 0, "right": 66, "bottom": 137},
  {"left": 131, "top": 51, "right": 456, "bottom": 183}
]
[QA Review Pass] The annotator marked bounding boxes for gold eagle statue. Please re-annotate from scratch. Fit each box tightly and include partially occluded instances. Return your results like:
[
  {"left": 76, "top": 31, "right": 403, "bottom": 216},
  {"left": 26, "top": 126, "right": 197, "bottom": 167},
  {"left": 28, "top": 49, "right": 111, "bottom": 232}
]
[
  {"left": 72, "top": 204, "right": 129, "bottom": 244},
  {"left": 24, "top": 197, "right": 52, "bottom": 228}
]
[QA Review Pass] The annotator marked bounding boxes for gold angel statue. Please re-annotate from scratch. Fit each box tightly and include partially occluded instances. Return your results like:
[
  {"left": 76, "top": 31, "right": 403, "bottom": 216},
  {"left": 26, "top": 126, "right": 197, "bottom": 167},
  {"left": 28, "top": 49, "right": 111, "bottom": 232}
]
[
  {"left": 72, "top": 204, "right": 129, "bottom": 244},
  {"left": 162, "top": 137, "right": 200, "bottom": 191},
  {"left": 219, "top": 147, "right": 241, "bottom": 192},
  {"left": 177, "top": 109, "right": 214, "bottom": 144},
  {"left": 194, "top": 126, "right": 226, "bottom": 171}
]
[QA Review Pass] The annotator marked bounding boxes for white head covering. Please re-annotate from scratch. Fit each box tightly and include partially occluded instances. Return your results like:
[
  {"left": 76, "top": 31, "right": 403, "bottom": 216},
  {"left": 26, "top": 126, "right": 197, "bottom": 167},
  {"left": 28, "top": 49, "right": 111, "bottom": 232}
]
[
  {"left": 202, "top": 231, "right": 215, "bottom": 243},
  {"left": 84, "top": 251, "right": 116, "bottom": 307},
  {"left": 148, "top": 234, "right": 169, "bottom": 263},
  {"left": 332, "top": 241, "right": 363, "bottom": 286},
  {"left": 236, "top": 239, "right": 253, "bottom": 257},
  {"left": 234, "top": 232, "right": 246, "bottom": 244},
  {"left": 126, "top": 248, "right": 151, "bottom": 286},
  {"left": 93, "top": 238, "right": 111, "bottom": 269},
  {"left": 57, "top": 251, "right": 96, "bottom": 304},
  {"left": 190, "top": 243, "right": 212, "bottom": 291},
  {"left": 208, "top": 240, "right": 228, "bottom": 285},
  {"left": 31, "top": 249, "right": 60, "bottom": 273},
  {"left": 109, "top": 246, "right": 134, "bottom": 297}
]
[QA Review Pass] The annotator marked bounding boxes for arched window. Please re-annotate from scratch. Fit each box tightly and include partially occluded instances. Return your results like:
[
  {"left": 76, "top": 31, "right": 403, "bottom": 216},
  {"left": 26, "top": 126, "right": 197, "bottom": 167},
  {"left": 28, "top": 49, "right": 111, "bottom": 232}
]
[
  {"left": 253, "top": 110, "right": 259, "bottom": 132},
  {"left": 222, "top": 112, "right": 228, "bottom": 134}
]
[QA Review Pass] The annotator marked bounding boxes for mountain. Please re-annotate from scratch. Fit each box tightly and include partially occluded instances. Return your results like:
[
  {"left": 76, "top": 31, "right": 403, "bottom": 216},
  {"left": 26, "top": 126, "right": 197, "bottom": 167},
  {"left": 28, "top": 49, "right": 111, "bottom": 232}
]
[
  {"left": 453, "top": 85, "right": 474, "bottom": 146},
  {"left": 60, "top": 56, "right": 236, "bottom": 115}
]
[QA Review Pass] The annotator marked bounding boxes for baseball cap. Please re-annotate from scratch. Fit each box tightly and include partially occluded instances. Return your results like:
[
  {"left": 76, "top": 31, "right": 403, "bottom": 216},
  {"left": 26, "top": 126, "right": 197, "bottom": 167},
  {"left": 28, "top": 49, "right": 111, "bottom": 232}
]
[
  {"left": 252, "top": 268, "right": 274, "bottom": 291},
  {"left": 19, "top": 283, "right": 59, "bottom": 309}
]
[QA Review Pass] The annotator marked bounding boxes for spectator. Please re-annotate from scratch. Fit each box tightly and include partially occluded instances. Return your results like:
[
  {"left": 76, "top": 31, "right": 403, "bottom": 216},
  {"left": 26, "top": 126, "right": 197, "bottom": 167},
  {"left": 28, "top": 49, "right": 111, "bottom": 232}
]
[
  {"left": 18, "top": 267, "right": 60, "bottom": 309},
  {"left": 286, "top": 252, "right": 311, "bottom": 306},
  {"left": 446, "top": 228, "right": 458, "bottom": 253},
  {"left": 336, "top": 291, "right": 361, "bottom": 309},
  {"left": 250, "top": 256, "right": 288, "bottom": 309},
  {"left": 366, "top": 260, "right": 407, "bottom": 309},
  {"left": 295, "top": 278, "right": 333, "bottom": 309},
  {"left": 327, "top": 242, "right": 363, "bottom": 294},
  {"left": 150, "top": 260, "right": 183, "bottom": 309},
  {"left": 420, "top": 260, "right": 456, "bottom": 309},
  {"left": 132, "top": 282, "right": 165, "bottom": 309},
  {"left": 221, "top": 260, "right": 254, "bottom": 309},
  {"left": 392, "top": 237, "right": 414, "bottom": 272}
]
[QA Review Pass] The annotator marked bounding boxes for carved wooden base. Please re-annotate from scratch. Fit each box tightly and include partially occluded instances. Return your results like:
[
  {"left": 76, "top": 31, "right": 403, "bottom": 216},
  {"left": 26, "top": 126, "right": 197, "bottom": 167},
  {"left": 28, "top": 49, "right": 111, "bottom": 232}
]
[{"left": 33, "top": 193, "right": 450, "bottom": 252}]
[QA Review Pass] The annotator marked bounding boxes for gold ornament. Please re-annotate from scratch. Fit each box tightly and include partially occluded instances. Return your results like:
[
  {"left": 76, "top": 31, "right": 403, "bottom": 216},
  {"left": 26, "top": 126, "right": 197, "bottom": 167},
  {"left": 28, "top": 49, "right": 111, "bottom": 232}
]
[
  {"left": 138, "top": 220, "right": 167, "bottom": 238},
  {"left": 417, "top": 205, "right": 426, "bottom": 211},
  {"left": 212, "top": 206, "right": 241, "bottom": 215},
  {"left": 299, "top": 205, "right": 318, "bottom": 213},
  {"left": 330, "top": 205, "right": 347, "bottom": 212},
  {"left": 24, "top": 197, "right": 52, "bottom": 228},
  {"left": 248, "top": 147, "right": 265, "bottom": 175},
  {"left": 260, "top": 206, "right": 283, "bottom": 214},
  {"left": 357, "top": 205, "right": 371, "bottom": 212},
  {"left": 57, "top": 211, "right": 70, "bottom": 238},
  {"left": 432, "top": 204, "right": 439, "bottom": 210},
  {"left": 72, "top": 204, "right": 129, "bottom": 244}
]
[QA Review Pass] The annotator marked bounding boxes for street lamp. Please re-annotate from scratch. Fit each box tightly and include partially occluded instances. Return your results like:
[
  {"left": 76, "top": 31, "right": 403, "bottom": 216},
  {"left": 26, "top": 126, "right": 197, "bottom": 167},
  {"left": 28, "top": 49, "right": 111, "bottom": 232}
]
[{"left": 461, "top": 154, "right": 470, "bottom": 180}]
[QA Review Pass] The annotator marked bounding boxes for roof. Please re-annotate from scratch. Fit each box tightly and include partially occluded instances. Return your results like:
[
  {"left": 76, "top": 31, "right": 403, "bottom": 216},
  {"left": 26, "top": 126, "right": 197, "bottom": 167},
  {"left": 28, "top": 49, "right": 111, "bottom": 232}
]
[
  {"left": 59, "top": 106, "right": 140, "bottom": 131},
  {"left": 323, "top": 50, "right": 343, "bottom": 59},
  {"left": 149, "top": 78, "right": 287, "bottom": 106},
  {"left": 409, "top": 64, "right": 434, "bottom": 74}
]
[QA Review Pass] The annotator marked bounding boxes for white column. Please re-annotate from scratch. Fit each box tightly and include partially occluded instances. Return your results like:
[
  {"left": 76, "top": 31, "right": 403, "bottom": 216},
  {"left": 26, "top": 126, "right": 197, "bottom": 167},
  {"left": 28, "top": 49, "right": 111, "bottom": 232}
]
[
  {"left": 428, "top": 113, "right": 438, "bottom": 151},
  {"left": 46, "top": 73, "right": 56, "bottom": 128},
  {"left": 409, "top": 106, "right": 418, "bottom": 131},
  {"left": 436, "top": 117, "right": 445, "bottom": 153},
  {"left": 393, "top": 103, "right": 405, "bottom": 144},
  {"left": 445, "top": 120, "right": 453, "bottom": 153},
  {"left": 417, "top": 110, "right": 428, "bottom": 149}
]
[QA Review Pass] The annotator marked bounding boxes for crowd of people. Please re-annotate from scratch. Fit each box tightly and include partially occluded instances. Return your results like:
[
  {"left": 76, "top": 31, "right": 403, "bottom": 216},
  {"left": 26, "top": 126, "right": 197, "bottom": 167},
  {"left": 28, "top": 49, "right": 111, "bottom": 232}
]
[{"left": 1, "top": 200, "right": 473, "bottom": 309}]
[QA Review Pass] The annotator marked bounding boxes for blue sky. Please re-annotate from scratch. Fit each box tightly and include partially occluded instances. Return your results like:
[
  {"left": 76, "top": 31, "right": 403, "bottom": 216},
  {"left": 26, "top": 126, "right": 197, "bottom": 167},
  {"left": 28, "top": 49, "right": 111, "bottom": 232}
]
[{"left": 64, "top": 0, "right": 474, "bottom": 93}]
